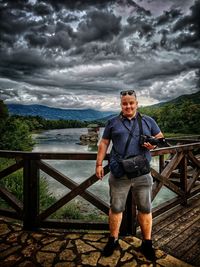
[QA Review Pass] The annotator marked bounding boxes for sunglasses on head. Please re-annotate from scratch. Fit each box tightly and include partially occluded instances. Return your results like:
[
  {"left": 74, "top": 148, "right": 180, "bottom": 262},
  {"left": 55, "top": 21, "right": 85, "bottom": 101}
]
[{"left": 120, "top": 90, "right": 136, "bottom": 96}]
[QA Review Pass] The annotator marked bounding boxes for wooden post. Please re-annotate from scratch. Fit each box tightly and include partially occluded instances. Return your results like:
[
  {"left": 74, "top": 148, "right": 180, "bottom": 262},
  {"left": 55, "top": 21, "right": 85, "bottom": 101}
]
[
  {"left": 179, "top": 155, "right": 188, "bottom": 205},
  {"left": 23, "top": 158, "right": 39, "bottom": 230},
  {"left": 159, "top": 155, "right": 165, "bottom": 173},
  {"left": 120, "top": 187, "right": 137, "bottom": 236}
]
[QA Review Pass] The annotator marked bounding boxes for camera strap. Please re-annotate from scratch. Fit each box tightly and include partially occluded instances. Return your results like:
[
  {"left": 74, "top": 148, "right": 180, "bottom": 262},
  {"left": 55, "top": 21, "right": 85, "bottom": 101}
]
[{"left": 122, "top": 113, "right": 144, "bottom": 158}]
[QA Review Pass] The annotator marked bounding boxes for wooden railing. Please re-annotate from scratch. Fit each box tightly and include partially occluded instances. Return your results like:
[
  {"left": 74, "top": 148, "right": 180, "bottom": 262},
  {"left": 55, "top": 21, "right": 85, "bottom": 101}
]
[{"left": 0, "top": 140, "right": 200, "bottom": 235}]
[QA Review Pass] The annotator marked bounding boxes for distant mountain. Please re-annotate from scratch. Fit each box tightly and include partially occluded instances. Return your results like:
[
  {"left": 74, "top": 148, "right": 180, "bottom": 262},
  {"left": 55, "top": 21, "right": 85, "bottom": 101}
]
[
  {"left": 7, "top": 91, "right": 200, "bottom": 121},
  {"left": 95, "top": 113, "right": 118, "bottom": 123},
  {"left": 7, "top": 104, "right": 116, "bottom": 121}
]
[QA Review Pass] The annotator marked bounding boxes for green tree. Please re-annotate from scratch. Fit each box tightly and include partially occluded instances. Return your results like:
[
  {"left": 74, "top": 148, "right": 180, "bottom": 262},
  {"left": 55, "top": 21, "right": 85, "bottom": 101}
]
[{"left": 0, "top": 117, "right": 34, "bottom": 151}]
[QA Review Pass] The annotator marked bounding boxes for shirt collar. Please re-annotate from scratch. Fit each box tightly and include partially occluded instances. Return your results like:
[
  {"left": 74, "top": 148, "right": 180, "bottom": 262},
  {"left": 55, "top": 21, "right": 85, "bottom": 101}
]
[{"left": 119, "top": 111, "right": 138, "bottom": 121}]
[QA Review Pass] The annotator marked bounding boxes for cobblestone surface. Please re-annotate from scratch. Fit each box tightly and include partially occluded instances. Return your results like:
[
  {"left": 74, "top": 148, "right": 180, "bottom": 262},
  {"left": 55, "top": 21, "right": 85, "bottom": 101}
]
[{"left": 0, "top": 218, "right": 194, "bottom": 267}]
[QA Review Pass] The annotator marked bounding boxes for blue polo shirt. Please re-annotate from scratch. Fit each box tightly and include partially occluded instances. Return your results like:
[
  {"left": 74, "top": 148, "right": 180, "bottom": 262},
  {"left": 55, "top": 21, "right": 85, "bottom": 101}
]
[{"left": 102, "top": 112, "right": 161, "bottom": 162}]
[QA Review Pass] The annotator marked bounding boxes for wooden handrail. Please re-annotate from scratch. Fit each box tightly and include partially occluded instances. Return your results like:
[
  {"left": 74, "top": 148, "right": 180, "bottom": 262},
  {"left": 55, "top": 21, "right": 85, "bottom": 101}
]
[
  {"left": 0, "top": 141, "right": 199, "bottom": 158},
  {"left": 0, "top": 141, "right": 199, "bottom": 234}
]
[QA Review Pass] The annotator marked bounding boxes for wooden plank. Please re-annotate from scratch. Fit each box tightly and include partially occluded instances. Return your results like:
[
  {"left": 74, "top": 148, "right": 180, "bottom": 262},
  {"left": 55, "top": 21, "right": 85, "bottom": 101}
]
[
  {"left": 151, "top": 168, "right": 184, "bottom": 196},
  {"left": 0, "top": 186, "right": 23, "bottom": 214},
  {"left": 188, "top": 151, "right": 200, "bottom": 168},
  {"left": 152, "top": 196, "right": 186, "bottom": 218},
  {"left": 152, "top": 152, "right": 184, "bottom": 200},
  {"left": 152, "top": 201, "right": 183, "bottom": 225},
  {"left": 179, "top": 155, "right": 188, "bottom": 191},
  {"left": 152, "top": 195, "right": 200, "bottom": 235},
  {"left": 171, "top": 222, "right": 200, "bottom": 261},
  {"left": 183, "top": 241, "right": 200, "bottom": 266},
  {"left": 163, "top": 219, "right": 200, "bottom": 256},
  {"left": 23, "top": 159, "right": 39, "bottom": 230},
  {"left": 0, "top": 208, "right": 21, "bottom": 219},
  {"left": 159, "top": 154, "right": 165, "bottom": 173},
  {"left": 0, "top": 142, "right": 200, "bottom": 159},
  {"left": 179, "top": 155, "right": 188, "bottom": 204},
  {"left": 153, "top": 194, "right": 200, "bottom": 225},
  {"left": 166, "top": 138, "right": 200, "bottom": 144},
  {"left": 0, "top": 160, "right": 24, "bottom": 180},
  {"left": 121, "top": 187, "right": 137, "bottom": 236},
  {"left": 188, "top": 168, "right": 200, "bottom": 192},
  {"left": 153, "top": 206, "right": 200, "bottom": 247},
  {"left": 38, "top": 160, "right": 109, "bottom": 214},
  {"left": 151, "top": 142, "right": 200, "bottom": 157},
  {"left": 161, "top": 152, "right": 184, "bottom": 178}
]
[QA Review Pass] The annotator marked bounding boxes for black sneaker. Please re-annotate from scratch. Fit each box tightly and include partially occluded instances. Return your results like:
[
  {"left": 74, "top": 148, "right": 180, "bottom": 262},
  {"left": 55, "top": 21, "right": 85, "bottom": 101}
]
[
  {"left": 140, "top": 240, "right": 156, "bottom": 261},
  {"left": 102, "top": 236, "right": 119, "bottom": 257}
]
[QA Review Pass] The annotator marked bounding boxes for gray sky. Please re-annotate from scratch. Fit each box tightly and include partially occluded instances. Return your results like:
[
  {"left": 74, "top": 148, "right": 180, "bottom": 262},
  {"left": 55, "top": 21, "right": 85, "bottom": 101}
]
[{"left": 0, "top": 0, "right": 199, "bottom": 111}]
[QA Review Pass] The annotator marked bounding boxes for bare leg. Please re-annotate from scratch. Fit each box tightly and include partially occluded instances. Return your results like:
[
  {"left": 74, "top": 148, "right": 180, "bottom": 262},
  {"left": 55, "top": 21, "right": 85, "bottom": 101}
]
[
  {"left": 137, "top": 211, "right": 152, "bottom": 240},
  {"left": 109, "top": 209, "right": 123, "bottom": 239}
]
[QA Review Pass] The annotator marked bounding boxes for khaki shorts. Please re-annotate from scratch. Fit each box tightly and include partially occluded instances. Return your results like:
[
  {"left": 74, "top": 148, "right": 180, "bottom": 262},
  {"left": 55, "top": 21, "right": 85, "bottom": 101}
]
[{"left": 109, "top": 173, "right": 153, "bottom": 213}]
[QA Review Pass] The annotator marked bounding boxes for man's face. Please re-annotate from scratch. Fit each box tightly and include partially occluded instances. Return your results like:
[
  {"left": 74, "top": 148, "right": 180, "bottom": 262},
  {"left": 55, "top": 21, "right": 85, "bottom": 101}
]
[{"left": 121, "top": 94, "right": 138, "bottom": 118}]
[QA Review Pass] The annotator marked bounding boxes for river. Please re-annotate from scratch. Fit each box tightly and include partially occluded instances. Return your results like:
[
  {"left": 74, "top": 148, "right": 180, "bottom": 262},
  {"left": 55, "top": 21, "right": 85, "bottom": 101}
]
[{"left": 32, "top": 128, "right": 176, "bottom": 208}]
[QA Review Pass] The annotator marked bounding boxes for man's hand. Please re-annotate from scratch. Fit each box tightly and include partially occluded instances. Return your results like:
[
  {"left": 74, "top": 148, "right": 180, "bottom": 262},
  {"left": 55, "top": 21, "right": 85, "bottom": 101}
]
[
  {"left": 142, "top": 131, "right": 164, "bottom": 150},
  {"left": 142, "top": 142, "right": 157, "bottom": 150},
  {"left": 95, "top": 138, "right": 110, "bottom": 180},
  {"left": 96, "top": 165, "right": 104, "bottom": 180}
]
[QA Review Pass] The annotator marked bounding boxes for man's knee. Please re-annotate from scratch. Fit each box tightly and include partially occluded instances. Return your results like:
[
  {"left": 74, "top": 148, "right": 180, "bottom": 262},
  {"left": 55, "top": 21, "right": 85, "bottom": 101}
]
[
  {"left": 137, "top": 205, "right": 151, "bottom": 213},
  {"left": 110, "top": 204, "right": 125, "bottom": 214}
]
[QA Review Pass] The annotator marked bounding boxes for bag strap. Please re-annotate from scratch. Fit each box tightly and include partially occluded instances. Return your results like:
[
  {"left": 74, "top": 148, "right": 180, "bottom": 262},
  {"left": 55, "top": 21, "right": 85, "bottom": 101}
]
[
  {"left": 122, "top": 120, "right": 136, "bottom": 157},
  {"left": 122, "top": 112, "right": 143, "bottom": 157}
]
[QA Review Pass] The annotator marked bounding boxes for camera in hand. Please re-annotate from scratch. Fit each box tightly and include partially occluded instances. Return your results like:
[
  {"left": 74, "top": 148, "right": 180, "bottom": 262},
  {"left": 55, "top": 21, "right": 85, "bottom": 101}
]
[{"left": 140, "top": 135, "right": 169, "bottom": 147}]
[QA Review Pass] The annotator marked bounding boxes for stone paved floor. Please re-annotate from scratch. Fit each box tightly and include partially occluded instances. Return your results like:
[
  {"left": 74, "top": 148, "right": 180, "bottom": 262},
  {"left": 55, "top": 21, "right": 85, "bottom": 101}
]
[{"left": 0, "top": 217, "right": 194, "bottom": 267}]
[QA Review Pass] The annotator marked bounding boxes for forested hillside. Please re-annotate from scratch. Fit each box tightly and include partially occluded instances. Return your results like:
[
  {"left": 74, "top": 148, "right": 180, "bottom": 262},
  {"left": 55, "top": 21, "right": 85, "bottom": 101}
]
[{"left": 139, "top": 91, "right": 200, "bottom": 134}]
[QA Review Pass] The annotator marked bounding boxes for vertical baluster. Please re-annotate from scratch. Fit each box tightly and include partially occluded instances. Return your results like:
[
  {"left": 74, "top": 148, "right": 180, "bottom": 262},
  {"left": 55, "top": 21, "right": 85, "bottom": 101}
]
[
  {"left": 179, "top": 155, "right": 188, "bottom": 205},
  {"left": 159, "top": 154, "right": 165, "bottom": 173},
  {"left": 23, "top": 158, "right": 39, "bottom": 230}
]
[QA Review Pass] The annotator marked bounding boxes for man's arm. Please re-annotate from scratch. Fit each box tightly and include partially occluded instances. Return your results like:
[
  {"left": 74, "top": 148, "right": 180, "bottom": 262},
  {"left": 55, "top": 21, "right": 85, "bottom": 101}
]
[
  {"left": 154, "top": 131, "right": 164, "bottom": 139},
  {"left": 96, "top": 138, "right": 110, "bottom": 180}
]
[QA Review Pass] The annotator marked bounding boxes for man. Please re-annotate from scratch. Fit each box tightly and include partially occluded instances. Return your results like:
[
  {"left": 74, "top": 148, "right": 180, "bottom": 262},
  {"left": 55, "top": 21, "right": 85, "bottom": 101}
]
[{"left": 95, "top": 90, "right": 164, "bottom": 261}]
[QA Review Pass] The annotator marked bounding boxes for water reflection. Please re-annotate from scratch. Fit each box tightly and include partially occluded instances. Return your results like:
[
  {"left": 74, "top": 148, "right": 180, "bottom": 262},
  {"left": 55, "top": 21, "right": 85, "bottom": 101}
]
[{"left": 78, "top": 141, "right": 98, "bottom": 152}]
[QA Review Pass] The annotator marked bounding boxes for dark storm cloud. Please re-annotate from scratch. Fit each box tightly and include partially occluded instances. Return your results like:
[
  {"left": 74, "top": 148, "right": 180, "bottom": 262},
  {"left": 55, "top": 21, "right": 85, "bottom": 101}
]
[
  {"left": 33, "top": 2, "right": 52, "bottom": 16},
  {"left": 126, "top": 15, "right": 154, "bottom": 40},
  {"left": 156, "top": 9, "right": 182, "bottom": 25},
  {"left": 1, "top": 0, "right": 30, "bottom": 10},
  {"left": 0, "top": 5, "right": 32, "bottom": 36},
  {"left": 47, "top": 31, "right": 71, "bottom": 50},
  {"left": 69, "top": 41, "right": 124, "bottom": 63},
  {"left": 39, "top": 0, "right": 114, "bottom": 11},
  {"left": 76, "top": 10, "right": 121, "bottom": 44},
  {"left": 0, "top": 48, "right": 52, "bottom": 80},
  {"left": 173, "top": 0, "right": 200, "bottom": 47},
  {"left": 25, "top": 33, "right": 47, "bottom": 47}
]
